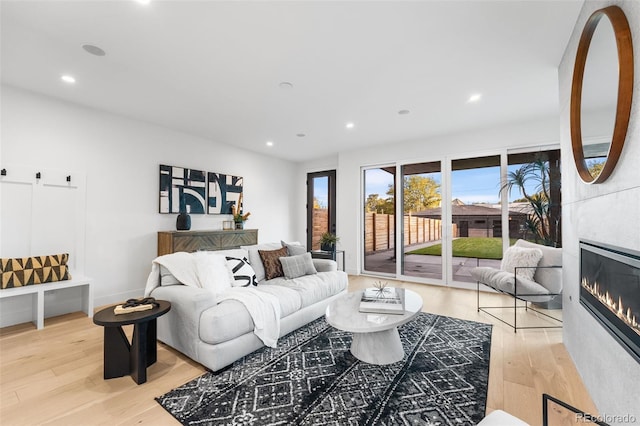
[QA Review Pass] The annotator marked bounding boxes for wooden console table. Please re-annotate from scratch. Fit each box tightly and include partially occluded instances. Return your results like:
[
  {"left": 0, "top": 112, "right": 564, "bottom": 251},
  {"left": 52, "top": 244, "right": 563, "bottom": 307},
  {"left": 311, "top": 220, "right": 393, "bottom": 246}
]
[{"left": 157, "top": 229, "right": 258, "bottom": 256}]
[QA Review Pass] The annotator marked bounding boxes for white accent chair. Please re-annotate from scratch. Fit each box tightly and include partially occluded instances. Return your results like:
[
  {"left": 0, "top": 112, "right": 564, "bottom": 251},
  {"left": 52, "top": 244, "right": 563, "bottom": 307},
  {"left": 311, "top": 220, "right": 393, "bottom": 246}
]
[{"left": 471, "top": 239, "right": 562, "bottom": 332}]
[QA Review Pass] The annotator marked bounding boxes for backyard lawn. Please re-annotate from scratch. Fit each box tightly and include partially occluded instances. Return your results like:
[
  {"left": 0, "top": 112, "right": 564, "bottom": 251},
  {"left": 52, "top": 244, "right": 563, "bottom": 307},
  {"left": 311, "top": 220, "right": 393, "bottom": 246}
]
[{"left": 407, "top": 237, "right": 517, "bottom": 259}]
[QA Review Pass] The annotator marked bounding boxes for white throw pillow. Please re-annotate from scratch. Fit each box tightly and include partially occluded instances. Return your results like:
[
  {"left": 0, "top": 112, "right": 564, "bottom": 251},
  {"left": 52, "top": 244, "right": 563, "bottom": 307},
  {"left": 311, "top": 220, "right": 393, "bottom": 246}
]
[
  {"left": 279, "top": 252, "right": 317, "bottom": 279},
  {"left": 225, "top": 256, "right": 258, "bottom": 287},
  {"left": 193, "top": 252, "right": 232, "bottom": 296},
  {"left": 500, "top": 246, "right": 543, "bottom": 281}
]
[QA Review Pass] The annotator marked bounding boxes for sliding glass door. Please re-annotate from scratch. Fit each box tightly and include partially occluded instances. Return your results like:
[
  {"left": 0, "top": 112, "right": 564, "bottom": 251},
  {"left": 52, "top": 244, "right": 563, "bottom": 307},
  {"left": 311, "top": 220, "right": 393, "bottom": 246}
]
[
  {"left": 450, "top": 156, "right": 503, "bottom": 283},
  {"left": 361, "top": 149, "right": 561, "bottom": 284},
  {"left": 401, "top": 161, "right": 443, "bottom": 281},
  {"left": 363, "top": 166, "right": 396, "bottom": 275}
]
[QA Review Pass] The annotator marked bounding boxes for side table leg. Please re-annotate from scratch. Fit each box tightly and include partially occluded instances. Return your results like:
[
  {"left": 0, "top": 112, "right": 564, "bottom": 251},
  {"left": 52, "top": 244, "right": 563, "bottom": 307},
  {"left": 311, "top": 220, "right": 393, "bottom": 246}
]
[
  {"left": 131, "top": 321, "right": 149, "bottom": 384},
  {"left": 147, "top": 319, "right": 158, "bottom": 367},
  {"left": 103, "top": 326, "right": 131, "bottom": 379}
]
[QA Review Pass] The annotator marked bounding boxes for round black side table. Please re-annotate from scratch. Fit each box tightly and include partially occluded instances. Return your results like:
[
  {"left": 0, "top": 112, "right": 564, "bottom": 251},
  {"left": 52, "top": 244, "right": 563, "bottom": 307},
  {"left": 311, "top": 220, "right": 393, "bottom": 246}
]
[{"left": 93, "top": 300, "right": 171, "bottom": 384}]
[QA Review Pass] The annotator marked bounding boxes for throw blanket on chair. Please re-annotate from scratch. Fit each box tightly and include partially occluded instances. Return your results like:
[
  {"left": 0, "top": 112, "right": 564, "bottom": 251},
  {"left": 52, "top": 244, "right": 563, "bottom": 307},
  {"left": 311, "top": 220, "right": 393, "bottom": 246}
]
[{"left": 218, "top": 288, "right": 282, "bottom": 348}]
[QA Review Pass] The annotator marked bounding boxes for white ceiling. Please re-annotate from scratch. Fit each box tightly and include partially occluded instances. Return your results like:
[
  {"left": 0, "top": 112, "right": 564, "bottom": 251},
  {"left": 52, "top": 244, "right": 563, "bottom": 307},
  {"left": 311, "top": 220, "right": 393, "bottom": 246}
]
[{"left": 1, "top": 0, "right": 584, "bottom": 162}]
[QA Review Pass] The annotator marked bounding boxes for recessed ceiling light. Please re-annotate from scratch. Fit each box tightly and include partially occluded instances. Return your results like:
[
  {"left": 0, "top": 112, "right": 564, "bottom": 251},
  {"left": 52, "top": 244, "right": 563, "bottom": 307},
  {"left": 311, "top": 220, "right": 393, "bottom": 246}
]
[
  {"left": 467, "top": 93, "right": 482, "bottom": 103},
  {"left": 135, "top": 0, "right": 151, "bottom": 5},
  {"left": 279, "top": 82, "right": 294, "bottom": 90},
  {"left": 61, "top": 75, "right": 76, "bottom": 84},
  {"left": 82, "top": 44, "right": 106, "bottom": 56},
  {"left": 398, "top": 109, "right": 410, "bottom": 115},
  {"left": 266, "top": 141, "right": 274, "bottom": 147},
  {"left": 345, "top": 122, "right": 355, "bottom": 129},
  {"left": 296, "top": 133, "right": 306, "bottom": 138}
]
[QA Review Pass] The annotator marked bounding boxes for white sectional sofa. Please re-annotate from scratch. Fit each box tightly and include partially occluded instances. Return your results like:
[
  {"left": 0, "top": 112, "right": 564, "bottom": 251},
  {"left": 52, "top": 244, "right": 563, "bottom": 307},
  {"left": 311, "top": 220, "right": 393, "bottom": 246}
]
[{"left": 145, "top": 242, "right": 348, "bottom": 372}]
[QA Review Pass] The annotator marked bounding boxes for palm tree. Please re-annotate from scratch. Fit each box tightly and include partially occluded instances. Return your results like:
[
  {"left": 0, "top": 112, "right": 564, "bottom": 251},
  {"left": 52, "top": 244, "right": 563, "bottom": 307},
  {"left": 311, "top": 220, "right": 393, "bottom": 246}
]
[{"left": 502, "top": 156, "right": 560, "bottom": 247}]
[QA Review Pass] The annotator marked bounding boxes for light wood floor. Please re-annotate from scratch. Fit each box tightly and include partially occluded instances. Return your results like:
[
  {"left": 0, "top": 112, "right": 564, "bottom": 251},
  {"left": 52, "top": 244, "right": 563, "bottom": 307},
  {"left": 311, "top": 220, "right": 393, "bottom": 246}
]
[{"left": 0, "top": 277, "right": 597, "bottom": 425}]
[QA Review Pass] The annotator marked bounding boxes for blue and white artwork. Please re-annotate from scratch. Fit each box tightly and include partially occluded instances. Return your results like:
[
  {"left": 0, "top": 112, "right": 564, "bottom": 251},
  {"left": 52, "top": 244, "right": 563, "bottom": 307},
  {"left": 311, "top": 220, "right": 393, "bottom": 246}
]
[
  {"left": 208, "top": 173, "right": 243, "bottom": 214},
  {"left": 159, "top": 165, "right": 206, "bottom": 214}
]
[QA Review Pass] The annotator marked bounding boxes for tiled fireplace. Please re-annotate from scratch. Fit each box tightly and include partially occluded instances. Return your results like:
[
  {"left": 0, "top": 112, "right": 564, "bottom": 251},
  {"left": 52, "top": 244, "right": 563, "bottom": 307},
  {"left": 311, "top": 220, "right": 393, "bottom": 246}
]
[{"left": 580, "top": 240, "right": 640, "bottom": 363}]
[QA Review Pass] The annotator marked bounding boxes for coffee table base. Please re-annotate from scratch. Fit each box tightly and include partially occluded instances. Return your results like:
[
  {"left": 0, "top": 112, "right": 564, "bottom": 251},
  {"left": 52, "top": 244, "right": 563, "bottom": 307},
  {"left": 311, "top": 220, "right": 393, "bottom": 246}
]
[{"left": 350, "top": 327, "right": 404, "bottom": 365}]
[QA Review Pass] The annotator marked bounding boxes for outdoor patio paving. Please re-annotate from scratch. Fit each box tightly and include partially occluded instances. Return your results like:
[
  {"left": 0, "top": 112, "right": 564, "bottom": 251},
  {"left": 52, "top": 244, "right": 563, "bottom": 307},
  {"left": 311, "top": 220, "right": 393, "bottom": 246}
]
[{"left": 364, "top": 244, "right": 500, "bottom": 282}]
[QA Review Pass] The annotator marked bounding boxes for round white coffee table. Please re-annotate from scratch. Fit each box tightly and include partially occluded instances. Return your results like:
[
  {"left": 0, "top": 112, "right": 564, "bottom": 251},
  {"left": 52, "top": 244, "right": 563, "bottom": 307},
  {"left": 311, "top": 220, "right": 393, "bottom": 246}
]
[{"left": 325, "top": 288, "right": 423, "bottom": 365}]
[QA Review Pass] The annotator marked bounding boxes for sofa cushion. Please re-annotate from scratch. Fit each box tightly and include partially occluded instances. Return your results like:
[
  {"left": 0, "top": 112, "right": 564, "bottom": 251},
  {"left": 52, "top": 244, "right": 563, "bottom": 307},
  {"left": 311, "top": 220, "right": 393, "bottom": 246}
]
[
  {"left": 199, "top": 285, "right": 302, "bottom": 345},
  {"left": 225, "top": 256, "right": 258, "bottom": 287},
  {"left": 312, "top": 258, "right": 338, "bottom": 273},
  {"left": 259, "top": 247, "right": 288, "bottom": 280},
  {"left": 241, "top": 243, "right": 281, "bottom": 282},
  {"left": 500, "top": 246, "right": 542, "bottom": 281},
  {"left": 264, "top": 270, "right": 348, "bottom": 308},
  {"left": 280, "top": 252, "right": 317, "bottom": 279}
]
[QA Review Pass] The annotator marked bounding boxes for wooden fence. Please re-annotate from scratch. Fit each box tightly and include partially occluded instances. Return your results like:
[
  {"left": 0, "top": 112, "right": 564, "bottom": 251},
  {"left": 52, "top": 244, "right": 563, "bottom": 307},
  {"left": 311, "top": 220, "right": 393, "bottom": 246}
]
[
  {"left": 311, "top": 209, "right": 329, "bottom": 250},
  {"left": 365, "top": 213, "right": 458, "bottom": 253},
  {"left": 313, "top": 210, "right": 458, "bottom": 253}
]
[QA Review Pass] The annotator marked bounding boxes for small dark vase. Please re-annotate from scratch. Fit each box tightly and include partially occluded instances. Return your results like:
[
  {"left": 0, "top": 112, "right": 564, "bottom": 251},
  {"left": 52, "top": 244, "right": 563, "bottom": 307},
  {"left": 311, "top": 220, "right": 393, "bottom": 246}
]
[
  {"left": 235, "top": 221, "right": 244, "bottom": 230},
  {"left": 176, "top": 212, "right": 191, "bottom": 230}
]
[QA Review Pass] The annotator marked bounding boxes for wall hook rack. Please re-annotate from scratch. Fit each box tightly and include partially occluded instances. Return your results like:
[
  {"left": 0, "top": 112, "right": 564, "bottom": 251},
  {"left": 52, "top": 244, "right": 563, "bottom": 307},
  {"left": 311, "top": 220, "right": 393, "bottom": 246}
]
[{"left": 1, "top": 168, "right": 6, "bottom": 176}]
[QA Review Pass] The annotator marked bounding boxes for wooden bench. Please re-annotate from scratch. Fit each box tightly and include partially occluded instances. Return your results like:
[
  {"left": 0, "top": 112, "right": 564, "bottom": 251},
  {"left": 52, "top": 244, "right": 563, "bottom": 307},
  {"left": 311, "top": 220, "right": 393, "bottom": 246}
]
[{"left": 0, "top": 276, "right": 93, "bottom": 329}]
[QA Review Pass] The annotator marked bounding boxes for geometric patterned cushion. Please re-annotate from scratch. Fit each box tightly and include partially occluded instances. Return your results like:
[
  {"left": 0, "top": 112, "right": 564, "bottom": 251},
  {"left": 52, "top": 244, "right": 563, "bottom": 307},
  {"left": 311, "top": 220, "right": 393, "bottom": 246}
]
[
  {"left": 0, "top": 253, "right": 71, "bottom": 289},
  {"left": 225, "top": 256, "right": 258, "bottom": 287}
]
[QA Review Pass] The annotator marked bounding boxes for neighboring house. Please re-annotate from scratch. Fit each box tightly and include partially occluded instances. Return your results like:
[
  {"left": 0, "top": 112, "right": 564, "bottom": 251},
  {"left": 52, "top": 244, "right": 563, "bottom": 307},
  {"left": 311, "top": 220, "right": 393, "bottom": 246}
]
[{"left": 415, "top": 203, "right": 527, "bottom": 238}]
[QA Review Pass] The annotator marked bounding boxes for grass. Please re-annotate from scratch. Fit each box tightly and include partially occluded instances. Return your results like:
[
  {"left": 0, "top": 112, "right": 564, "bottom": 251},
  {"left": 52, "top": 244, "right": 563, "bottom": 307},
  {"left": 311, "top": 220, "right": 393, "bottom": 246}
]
[{"left": 406, "top": 237, "right": 517, "bottom": 259}]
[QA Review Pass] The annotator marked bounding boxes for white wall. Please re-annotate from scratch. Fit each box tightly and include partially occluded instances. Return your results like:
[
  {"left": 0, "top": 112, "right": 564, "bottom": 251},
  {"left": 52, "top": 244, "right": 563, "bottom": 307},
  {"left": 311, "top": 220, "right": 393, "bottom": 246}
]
[
  {"left": 559, "top": 0, "right": 640, "bottom": 423},
  {"left": 1, "top": 85, "right": 298, "bottom": 324},
  {"left": 327, "top": 116, "right": 561, "bottom": 275}
]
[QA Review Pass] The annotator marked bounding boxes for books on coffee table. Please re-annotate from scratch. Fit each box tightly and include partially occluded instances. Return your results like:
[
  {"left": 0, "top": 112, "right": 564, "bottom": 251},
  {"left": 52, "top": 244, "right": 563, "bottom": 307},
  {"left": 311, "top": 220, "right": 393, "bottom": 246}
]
[{"left": 359, "top": 287, "right": 405, "bottom": 315}]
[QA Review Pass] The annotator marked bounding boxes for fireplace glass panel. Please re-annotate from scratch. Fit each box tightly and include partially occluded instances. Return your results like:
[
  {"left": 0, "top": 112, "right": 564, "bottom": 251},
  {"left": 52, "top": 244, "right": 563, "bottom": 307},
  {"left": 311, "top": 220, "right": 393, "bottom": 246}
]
[{"left": 580, "top": 241, "right": 640, "bottom": 363}]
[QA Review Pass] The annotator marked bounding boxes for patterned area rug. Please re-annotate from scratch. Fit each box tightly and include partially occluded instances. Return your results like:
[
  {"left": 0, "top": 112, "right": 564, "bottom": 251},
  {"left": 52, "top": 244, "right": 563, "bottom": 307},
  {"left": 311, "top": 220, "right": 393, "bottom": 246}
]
[{"left": 157, "top": 313, "right": 492, "bottom": 425}]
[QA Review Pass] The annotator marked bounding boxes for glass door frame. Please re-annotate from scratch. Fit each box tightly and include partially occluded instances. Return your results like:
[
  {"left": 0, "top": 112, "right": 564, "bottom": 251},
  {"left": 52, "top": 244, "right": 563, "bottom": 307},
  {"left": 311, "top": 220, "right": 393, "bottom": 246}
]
[
  {"left": 396, "top": 159, "right": 448, "bottom": 286},
  {"left": 306, "top": 170, "right": 336, "bottom": 251},
  {"left": 360, "top": 144, "right": 560, "bottom": 288},
  {"left": 361, "top": 164, "right": 397, "bottom": 278},
  {"left": 446, "top": 150, "right": 507, "bottom": 288}
]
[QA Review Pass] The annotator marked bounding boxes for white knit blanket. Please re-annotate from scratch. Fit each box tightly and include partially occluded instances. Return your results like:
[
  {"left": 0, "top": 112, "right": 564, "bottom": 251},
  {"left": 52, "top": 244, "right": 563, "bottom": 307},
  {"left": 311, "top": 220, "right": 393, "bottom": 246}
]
[
  {"left": 144, "top": 252, "right": 200, "bottom": 296},
  {"left": 144, "top": 252, "right": 282, "bottom": 348},
  {"left": 218, "top": 287, "right": 282, "bottom": 348}
]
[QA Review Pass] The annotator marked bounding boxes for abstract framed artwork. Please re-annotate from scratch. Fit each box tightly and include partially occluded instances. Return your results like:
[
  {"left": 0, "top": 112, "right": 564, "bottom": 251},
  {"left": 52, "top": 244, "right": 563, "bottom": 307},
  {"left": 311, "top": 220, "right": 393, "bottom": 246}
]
[
  {"left": 159, "top": 165, "right": 206, "bottom": 214},
  {"left": 207, "top": 173, "right": 243, "bottom": 215}
]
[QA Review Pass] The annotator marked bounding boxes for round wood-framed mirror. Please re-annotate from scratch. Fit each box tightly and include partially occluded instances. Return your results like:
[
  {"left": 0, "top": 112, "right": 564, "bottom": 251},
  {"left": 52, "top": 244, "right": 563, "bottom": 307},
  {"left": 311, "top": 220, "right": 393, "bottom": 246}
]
[{"left": 570, "top": 5, "right": 634, "bottom": 184}]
